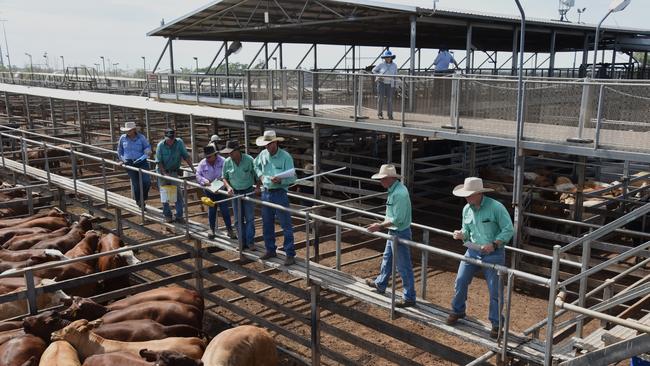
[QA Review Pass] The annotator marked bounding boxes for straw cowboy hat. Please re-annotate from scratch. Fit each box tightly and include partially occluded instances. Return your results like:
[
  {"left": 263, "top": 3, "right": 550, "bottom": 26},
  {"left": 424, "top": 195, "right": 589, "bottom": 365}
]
[
  {"left": 255, "top": 130, "right": 285, "bottom": 147},
  {"left": 380, "top": 50, "right": 396, "bottom": 59},
  {"left": 203, "top": 144, "right": 217, "bottom": 157},
  {"left": 371, "top": 164, "right": 401, "bottom": 179},
  {"left": 120, "top": 121, "right": 137, "bottom": 132},
  {"left": 452, "top": 177, "right": 494, "bottom": 197},
  {"left": 219, "top": 140, "right": 240, "bottom": 154}
]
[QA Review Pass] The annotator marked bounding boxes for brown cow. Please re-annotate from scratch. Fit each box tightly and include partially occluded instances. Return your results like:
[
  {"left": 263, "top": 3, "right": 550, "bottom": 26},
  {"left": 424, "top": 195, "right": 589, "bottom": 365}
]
[
  {"left": 65, "top": 231, "right": 100, "bottom": 268},
  {"left": 0, "top": 227, "right": 51, "bottom": 247},
  {"left": 29, "top": 219, "right": 90, "bottom": 252},
  {"left": 0, "top": 322, "right": 22, "bottom": 333},
  {"left": 0, "top": 277, "right": 42, "bottom": 295},
  {"left": 38, "top": 340, "right": 80, "bottom": 366},
  {"left": 0, "top": 208, "right": 63, "bottom": 230},
  {"left": 92, "top": 319, "right": 203, "bottom": 342},
  {"left": 107, "top": 287, "right": 204, "bottom": 314},
  {"left": 96, "top": 234, "right": 129, "bottom": 292},
  {"left": 201, "top": 325, "right": 278, "bottom": 366},
  {"left": 60, "top": 297, "right": 202, "bottom": 329},
  {"left": 3, "top": 228, "right": 70, "bottom": 251},
  {"left": 82, "top": 352, "right": 154, "bottom": 366},
  {"left": 0, "top": 334, "right": 46, "bottom": 366},
  {"left": 0, "top": 250, "right": 66, "bottom": 273},
  {"left": 33, "top": 262, "right": 95, "bottom": 297},
  {"left": 0, "top": 247, "right": 67, "bottom": 263},
  {"left": 23, "top": 311, "right": 71, "bottom": 342},
  {"left": 0, "top": 279, "right": 70, "bottom": 321},
  {"left": 0, "top": 329, "right": 24, "bottom": 346},
  {"left": 140, "top": 349, "right": 204, "bottom": 366},
  {"left": 13, "top": 216, "right": 68, "bottom": 231},
  {"left": 51, "top": 319, "right": 206, "bottom": 360}
]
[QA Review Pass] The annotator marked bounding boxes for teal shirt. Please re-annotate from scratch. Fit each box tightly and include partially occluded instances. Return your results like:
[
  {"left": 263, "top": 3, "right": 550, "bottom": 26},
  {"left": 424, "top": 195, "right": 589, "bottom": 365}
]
[
  {"left": 155, "top": 138, "right": 189, "bottom": 172},
  {"left": 253, "top": 148, "right": 296, "bottom": 190},
  {"left": 222, "top": 154, "right": 256, "bottom": 190},
  {"left": 386, "top": 181, "right": 412, "bottom": 231},
  {"left": 461, "top": 196, "right": 514, "bottom": 247}
]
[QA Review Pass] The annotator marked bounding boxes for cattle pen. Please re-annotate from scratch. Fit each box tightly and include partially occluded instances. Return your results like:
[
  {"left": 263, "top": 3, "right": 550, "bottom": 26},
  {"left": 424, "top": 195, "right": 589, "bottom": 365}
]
[{"left": 1, "top": 0, "right": 650, "bottom": 365}]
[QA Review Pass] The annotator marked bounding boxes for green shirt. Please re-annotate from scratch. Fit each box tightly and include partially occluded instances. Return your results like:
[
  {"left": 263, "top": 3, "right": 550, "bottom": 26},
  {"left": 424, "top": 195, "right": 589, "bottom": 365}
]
[
  {"left": 222, "top": 153, "right": 256, "bottom": 190},
  {"left": 155, "top": 138, "right": 189, "bottom": 172},
  {"left": 253, "top": 148, "right": 296, "bottom": 190},
  {"left": 386, "top": 180, "right": 412, "bottom": 232},
  {"left": 461, "top": 196, "right": 514, "bottom": 247}
]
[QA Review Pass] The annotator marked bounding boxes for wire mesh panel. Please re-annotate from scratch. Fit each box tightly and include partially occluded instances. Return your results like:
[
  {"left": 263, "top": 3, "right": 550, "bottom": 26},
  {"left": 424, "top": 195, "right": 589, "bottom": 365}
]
[
  {"left": 597, "top": 84, "right": 650, "bottom": 152},
  {"left": 312, "top": 72, "right": 356, "bottom": 120}
]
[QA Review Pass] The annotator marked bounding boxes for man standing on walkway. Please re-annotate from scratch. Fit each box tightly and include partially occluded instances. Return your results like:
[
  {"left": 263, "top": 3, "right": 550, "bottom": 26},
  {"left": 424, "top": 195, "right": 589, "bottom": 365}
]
[
  {"left": 156, "top": 128, "right": 195, "bottom": 223},
  {"left": 196, "top": 144, "right": 235, "bottom": 240},
  {"left": 365, "top": 164, "right": 416, "bottom": 308},
  {"left": 372, "top": 50, "right": 398, "bottom": 120},
  {"left": 447, "top": 177, "right": 513, "bottom": 339},
  {"left": 254, "top": 130, "right": 296, "bottom": 266},
  {"left": 117, "top": 121, "right": 151, "bottom": 207},
  {"left": 221, "top": 140, "right": 258, "bottom": 249}
]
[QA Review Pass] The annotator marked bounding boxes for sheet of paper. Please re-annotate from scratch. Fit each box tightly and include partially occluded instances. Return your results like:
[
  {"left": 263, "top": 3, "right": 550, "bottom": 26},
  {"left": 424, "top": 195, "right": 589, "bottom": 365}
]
[
  {"left": 463, "top": 242, "right": 485, "bottom": 251},
  {"left": 206, "top": 179, "right": 224, "bottom": 193},
  {"left": 273, "top": 168, "right": 296, "bottom": 180}
]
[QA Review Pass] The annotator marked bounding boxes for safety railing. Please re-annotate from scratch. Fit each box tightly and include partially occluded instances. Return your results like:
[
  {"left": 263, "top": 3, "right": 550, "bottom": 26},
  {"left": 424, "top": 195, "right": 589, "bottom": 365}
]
[{"left": 147, "top": 72, "right": 245, "bottom": 106}]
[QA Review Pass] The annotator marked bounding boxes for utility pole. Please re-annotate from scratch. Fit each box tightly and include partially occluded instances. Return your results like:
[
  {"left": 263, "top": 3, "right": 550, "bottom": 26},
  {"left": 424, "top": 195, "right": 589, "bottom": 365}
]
[{"left": 0, "top": 19, "right": 13, "bottom": 81}]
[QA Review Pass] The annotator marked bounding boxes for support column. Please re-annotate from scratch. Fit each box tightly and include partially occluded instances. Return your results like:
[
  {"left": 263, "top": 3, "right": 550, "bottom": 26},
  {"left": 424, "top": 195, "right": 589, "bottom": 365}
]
[
  {"left": 24, "top": 95, "right": 32, "bottom": 129},
  {"left": 312, "top": 124, "right": 321, "bottom": 262},
  {"left": 189, "top": 114, "right": 197, "bottom": 162},
  {"left": 466, "top": 24, "right": 473, "bottom": 74},
  {"left": 511, "top": 27, "right": 519, "bottom": 76},
  {"left": 168, "top": 38, "right": 175, "bottom": 93},
  {"left": 549, "top": 30, "right": 557, "bottom": 77},
  {"left": 310, "top": 284, "right": 321, "bottom": 366},
  {"left": 511, "top": 151, "right": 526, "bottom": 270},
  {"left": 224, "top": 40, "right": 230, "bottom": 97},
  {"left": 400, "top": 134, "right": 411, "bottom": 190},
  {"left": 144, "top": 109, "right": 151, "bottom": 141},
  {"left": 279, "top": 42, "right": 284, "bottom": 69},
  {"left": 313, "top": 43, "right": 318, "bottom": 70},
  {"left": 264, "top": 42, "right": 269, "bottom": 69},
  {"left": 76, "top": 101, "right": 86, "bottom": 144},
  {"left": 409, "top": 15, "right": 416, "bottom": 111},
  {"left": 108, "top": 105, "right": 115, "bottom": 149},
  {"left": 387, "top": 133, "right": 393, "bottom": 163},
  {"left": 49, "top": 97, "right": 56, "bottom": 130},
  {"left": 611, "top": 46, "right": 617, "bottom": 78},
  {"left": 581, "top": 34, "right": 589, "bottom": 70},
  {"left": 3, "top": 92, "right": 10, "bottom": 118}
]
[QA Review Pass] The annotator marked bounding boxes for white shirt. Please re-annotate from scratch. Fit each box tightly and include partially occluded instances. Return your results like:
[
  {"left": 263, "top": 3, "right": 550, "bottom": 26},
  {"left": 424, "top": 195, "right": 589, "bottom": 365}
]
[
  {"left": 372, "top": 62, "right": 398, "bottom": 86},
  {"left": 434, "top": 51, "right": 456, "bottom": 71}
]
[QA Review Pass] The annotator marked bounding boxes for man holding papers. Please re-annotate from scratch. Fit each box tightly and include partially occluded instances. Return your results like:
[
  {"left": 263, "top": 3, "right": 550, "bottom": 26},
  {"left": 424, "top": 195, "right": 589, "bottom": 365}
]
[
  {"left": 253, "top": 130, "right": 297, "bottom": 266},
  {"left": 221, "top": 140, "right": 258, "bottom": 250},
  {"left": 196, "top": 144, "right": 235, "bottom": 240},
  {"left": 448, "top": 177, "right": 513, "bottom": 339}
]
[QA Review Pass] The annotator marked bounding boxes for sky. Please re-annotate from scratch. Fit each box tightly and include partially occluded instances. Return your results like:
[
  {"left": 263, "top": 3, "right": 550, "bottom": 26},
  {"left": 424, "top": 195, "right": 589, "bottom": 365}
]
[{"left": 0, "top": 0, "right": 647, "bottom": 73}]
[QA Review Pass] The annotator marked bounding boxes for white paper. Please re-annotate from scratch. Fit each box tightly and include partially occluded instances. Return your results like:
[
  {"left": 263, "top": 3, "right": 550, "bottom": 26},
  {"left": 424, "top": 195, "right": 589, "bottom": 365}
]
[
  {"left": 463, "top": 242, "right": 485, "bottom": 251},
  {"left": 206, "top": 179, "right": 224, "bottom": 193},
  {"left": 273, "top": 168, "right": 296, "bottom": 180}
]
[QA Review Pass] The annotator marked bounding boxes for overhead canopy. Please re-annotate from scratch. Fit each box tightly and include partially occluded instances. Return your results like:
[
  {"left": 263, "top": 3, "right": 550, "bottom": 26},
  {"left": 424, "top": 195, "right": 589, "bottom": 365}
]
[{"left": 148, "top": 0, "right": 650, "bottom": 52}]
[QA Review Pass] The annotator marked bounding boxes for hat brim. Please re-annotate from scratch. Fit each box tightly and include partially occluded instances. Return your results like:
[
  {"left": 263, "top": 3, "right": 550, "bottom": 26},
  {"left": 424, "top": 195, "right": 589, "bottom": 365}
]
[
  {"left": 120, "top": 127, "right": 136, "bottom": 132},
  {"left": 219, "top": 147, "right": 234, "bottom": 154},
  {"left": 371, "top": 173, "right": 401, "bottom": 179},
  {"left": 381, "top": 55, "right": 396, "bottom": 59},
  {"left": 255, "top": 136, "right": 285, "bottom": 147},
  {"left": 452, "top": 184, "right": 493, "bottom": 197}
]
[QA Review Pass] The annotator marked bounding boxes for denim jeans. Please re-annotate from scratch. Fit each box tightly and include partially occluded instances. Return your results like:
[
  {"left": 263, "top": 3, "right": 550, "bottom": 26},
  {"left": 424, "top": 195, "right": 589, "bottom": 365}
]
[
  {"left": 233, "top": 187, "right": 255, "bottom": 247},
  {"left": 261, "top": 189, "right": 294, "bottom": 257},
  {"left": 203, "top": 189, "right": 232, "bottom": 232},
  {"left": 125, "top": 160, "right": 150, "bottom": 206},
  {"left": 159, "top": 171, "right": 183, "bottom": 219},
  {"left": 376, "top": 82, "right": 393, "bottom": 118},
  {"left": 451, "top": 247, "right": 505, "bottom": 328},
  {"left": 372, "top": 228, "right": 416, "bottom": 302}
]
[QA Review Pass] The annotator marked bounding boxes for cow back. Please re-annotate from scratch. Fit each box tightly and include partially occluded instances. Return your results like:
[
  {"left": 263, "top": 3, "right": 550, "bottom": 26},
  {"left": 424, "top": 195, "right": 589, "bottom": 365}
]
[
  {"left": 38, "top": 340, "right": 80, "bottom": 366},
  {"left": 0, "top": 228, "right": 51, "bottom": 247},
  {"left": 0, "top": 208, "right": 61, "bottom": 230},
  {"left": 31, "top": 222, "right": 85, "bottom": 252},
  {"left": 107, "top": 287, "right": 203, "bottom": 314},
  {"left": 82, "top": 352, "right": 153, "bottom": 366},
  {"left": 202, "top": 325, "right": 278, "bottom": 366},
  {"left": 14, "top": 216, "right": 68, "bottom": 231},
  {"left": 101, "top": 301, "right": 202, "bottom": 329},
  {"left": 93, "top": 319, "right": 202, "bottom": 342},
  {"left": 2, "top": 228, "right": 71, "bottom": 251},
  {"left": 0, "top": 334, "right": 46, "bottom": 366}
]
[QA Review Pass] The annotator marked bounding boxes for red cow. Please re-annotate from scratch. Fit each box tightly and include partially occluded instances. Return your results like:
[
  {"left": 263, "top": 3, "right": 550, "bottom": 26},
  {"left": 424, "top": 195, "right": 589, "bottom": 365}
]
[
  {"left": 29, "top": 218, "right": 91, "bottom": 252},
  {"left": 0, "top": 250, "right": 66, "bottom": 273},
  {"left": 201, "top": 325, "right": 278, "bottom": 366},
  {"left": 0, "top": 334, "right": 46, "bottom": 366},
  {"left": 13, "top": 216, "right": 69, "bottom": 231},
  {"left": 0, "top": 228, "right": 51, "bottom": 247},
  {"left": 65, "top": 231, "right": 100, "bottom": 268},
  {"left": 2, "top": 227, "right": 70, "bottom": 251},
  {"left": 0, "top": 208, "right": 63, "bottom": 230},
  {"left": 96, "top": 234, "right": 129, "bottom": 292},
  {"left": 107, "top": 286, "right": 203, "bottom": 314},
  {"left": 93, "top": 319, "right": 204, "bottom": 342}
]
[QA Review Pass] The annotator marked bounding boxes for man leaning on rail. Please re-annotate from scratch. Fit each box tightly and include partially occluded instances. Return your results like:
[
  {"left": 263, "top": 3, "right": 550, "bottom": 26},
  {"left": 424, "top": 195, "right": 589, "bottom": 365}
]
[
  {"left": 116, "top": 121, "right": 151, "bottom": 208},
  {"left": 364, "top": 164, "right": 416, "bottom": 308},
  {"left": 155, "top": 128, "right": 195, "bottom": 224},
  {"left": 253, "top": 130, "right": 297, "bottom": 266},
  {"left": 196, "top": 143, "right": 235, "bottom": 240},
  {"left": 447, "top": 177, "right": 513, "bottom": 339}
]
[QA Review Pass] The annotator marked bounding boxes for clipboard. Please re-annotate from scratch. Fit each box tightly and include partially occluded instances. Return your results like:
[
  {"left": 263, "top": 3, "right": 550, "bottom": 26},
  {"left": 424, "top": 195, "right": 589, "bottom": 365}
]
[{"left": 206, "top": 180, "right": 224, "bottom": 193}]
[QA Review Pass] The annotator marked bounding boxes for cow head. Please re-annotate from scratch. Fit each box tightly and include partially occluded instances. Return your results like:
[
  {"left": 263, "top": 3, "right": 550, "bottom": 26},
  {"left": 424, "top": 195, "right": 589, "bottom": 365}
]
[
  {"left": 23, "top": 310, "right": 70, "bottom": 342},
  {"left": 60, "top": 296, "right": 108, "bottom": 321},
  {"left": 140, "top": 349, "right": 204, "bottom": 366},
  {"left": 78, "top": 214, "right": 95, "bottom": 232}
]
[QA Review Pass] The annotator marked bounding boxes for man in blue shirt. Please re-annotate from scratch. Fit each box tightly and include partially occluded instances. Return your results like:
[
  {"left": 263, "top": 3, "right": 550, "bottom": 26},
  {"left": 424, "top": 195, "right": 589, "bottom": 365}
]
[
  {"left": 447, "top": 177, "right": 513, "bottom": 339},
  {"left": 117, "top": 122, "right": 151, "bottom": 207},
  {"left": 155, "top": 128, "right": 195, "bottom": 223},
  {"left": 433, "top": 46, "right": 459, "bottom": 73}
]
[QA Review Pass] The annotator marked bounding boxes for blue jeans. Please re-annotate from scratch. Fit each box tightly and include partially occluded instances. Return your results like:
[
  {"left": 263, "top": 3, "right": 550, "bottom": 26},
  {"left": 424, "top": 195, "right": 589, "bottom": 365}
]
[
  {"left": 125, "top": 160, "right": 150, "bottom": 206},
  {"left": 372, "top": 228, "right": 416, "bottom": 302},
  {"left": 261, "top": 189, "right": 294, "bottom": 257},
  {"left": 203, "top": 189, "right": 232, "bottom": 232},
  {"left": 159, "top": 171, "right": 183, "bottom": 219},
  {"left": 376, "top": 82, "right": 393, "bottom": 118},
  {"left": 233, "top": 187, "right": 255, "bottom": 247},
  {"left": 451, "top": 247, "right": 505, "bottom": 328}
]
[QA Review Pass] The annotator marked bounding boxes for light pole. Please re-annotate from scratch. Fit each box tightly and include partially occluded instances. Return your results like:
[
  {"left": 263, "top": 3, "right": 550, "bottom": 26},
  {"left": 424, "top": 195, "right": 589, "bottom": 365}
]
[
  {"left": 0, "top": 19, "right": 13, "bottom": 82},
  {"left": 272, "top": 56, "right": 278, "bottom": 69},
  {"left": 113, "top": 63, "right": 119, "bottom": 77},
  {"left": 141, "top": 56, "right": 146, "bottom": 79},
  {"left": 572, "top": 8, "right": 586, "bottom": 71},
  {"left": 577, "top": 7, "right": 586, "bottom": 23},
  {"left": 42, "top": 52, "right": 48, "bottom": 71},
  {"left": 193, "top": 56, "right": 199, "bottom": 74},
  {"left": 591, "top": 0, "right": 631, "bottom": 78},
  {"left": 60, "top": 55, "right": 65, "bottom": 74},
  {"left": 24, "top": 52, "right": 33, "bottom": 79},
  {"left": 100, "top": 56, "right": 106, "bottom": 79}
]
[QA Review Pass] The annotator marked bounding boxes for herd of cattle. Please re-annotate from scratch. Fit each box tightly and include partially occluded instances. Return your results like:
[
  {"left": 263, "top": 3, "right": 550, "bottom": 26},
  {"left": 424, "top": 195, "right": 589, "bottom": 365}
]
[{"left": 0, "top": 209, "right": 281, "bottom": 365}]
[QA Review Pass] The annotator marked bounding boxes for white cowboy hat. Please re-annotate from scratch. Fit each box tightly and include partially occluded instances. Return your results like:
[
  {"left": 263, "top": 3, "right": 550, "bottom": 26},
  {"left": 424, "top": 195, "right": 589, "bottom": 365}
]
[
  {"left": 120, "top": 121, "right": 137, "bottom": 132},
  {"left": 255, "top": 130, "right": 285, "bottom": 147},
  {"left": 371, "top": 164, "right": 401, "bottom": 179},
  {"left": 210, "top": 134, "right": 220, "bottom": 143},
  {"left": 452, "top": 177, "right": 494, "bottom": 197}
]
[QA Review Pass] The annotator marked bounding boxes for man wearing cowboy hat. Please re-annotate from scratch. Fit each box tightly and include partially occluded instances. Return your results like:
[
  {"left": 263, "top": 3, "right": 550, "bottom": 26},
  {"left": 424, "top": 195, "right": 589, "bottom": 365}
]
[
  {"left": 196, "top": 143, "right": 235, "bottom": 240},
  {"left": 253, "top": 130, "right": 297, "bottom": 266},
  {"left": 447, "top": 177, "right": 513, "bottom": 339},
  {"left": 221, "top": 139, "right": 258, "bottom": 249},
  {"left": 155, "top": 128, "right": 195, "bottom": 223},
  {"left": 117, "top": 121, "right": 152, "bottom": 207},
  {"left": 365, "top": 164, "right": 416, "bottom": 308},
  {"left": 372, "top": 49, "right": 398, "bottom": 120}
]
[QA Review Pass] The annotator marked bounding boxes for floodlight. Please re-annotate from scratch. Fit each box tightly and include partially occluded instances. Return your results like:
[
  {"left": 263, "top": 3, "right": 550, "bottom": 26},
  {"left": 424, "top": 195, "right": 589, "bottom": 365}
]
[
  {"left": 227, "top": 41, "right": 242, "bottom": 56},
  {"left": 609, "top": 0, "right": 631, "bottom": 12}
]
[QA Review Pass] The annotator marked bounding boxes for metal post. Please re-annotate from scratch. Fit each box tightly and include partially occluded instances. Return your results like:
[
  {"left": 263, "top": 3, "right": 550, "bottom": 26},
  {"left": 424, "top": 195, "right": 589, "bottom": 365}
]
[
  {"left": 543, "top": 245, "right": 561, "bottom": 366},
  {"left": 3, "top": 92, "right": 10, "bottom": 118},
  {"left": 549, "top": 30, "right": 557, "bottom": 77},
  {"left": 420, "top": 230, "right": 429, "bottom": 300},
  {"left": 390, "top": 235, "right": 398, "bottom": 320},
  {"left": 189, "top": 114, "right": 197, "bottom": 162},
  {"left": 101, "top": 158, "right": 108, "bottom": 206},
  {"left": 335, "top": 208, "right": 342, "bottom": 271},
  {"left": 352, "top": 72, "right": 358, "bottom": 121},
  {"left": 144, "top": 109, "right": 150, "bottom": 141},
  {"left": 138, "top": 168, "right": 145, "bottom": 223},
  {"left": 26, "top": 186, "right": 33, "bottom": 216},
  {"left": 184, "top": 180, "right": 189, "bottom": 235},
  {"left": 511, "top": 27, "right": 519, "bottom": 76},
  {"left": 409, "top": 15, "right": 416, "bottom": 111},
  {"left": 246, "top": 71, "right": 252, "bottom": 109},
  {"left": 310, "top": 283, "right": 321, "bottom": 366},
  {"left": 49, "top": 97, "right": 56, "bottom": 130},
  {"left": 194, "top": 239, "right": 204, "bottom": 294},
  {"left": 115, "top": 207, "right": 123, "bottom": 236},
  {"left": 236, "top": 197, "right": 244, "bottom": 253},
  {"left": 312, "top": 71, "right": 317, "bottom": 117},
  {"left": 313, "top": 124, "right": 321, "bottom": 262},
  {"left": 400, "top": 134, "right": 408, "bottom": 189},
  {"left": 169, "top": 38, "right": 175, "bottom": 94},
  {"left": 400, "top": 77, "right": 406, "bottom": 126},
  {"left": 108, "top": 105, "right": 115, "bottom": 149},
  {"left": 593, "top": 84, "right": 605, "bottom": 149},
  {"left": 76, "top": 101, "right": 86, "bottom": 144},
  {"left": 297, "top": 71, "right": 303, "bottom": 115},
  {"left": 576, "top": 239, "right": 591, "bottom": 338},
  {"left": 24, "top": 270, "right": 38, "bottom": 315},
  {"left": 305, "top": 212, "right": 311, "bottom": 284},
  {"left": 601, "top": 279, "right": 614, "bottom": 327},
  {"left": 70, "top": 147, "right": 78, "bottom": 195},
  {"left": 466, "top": 24, "right": 473, "bottom": 74},
  {"left": 387, "top": 133, "right": 393, "bottom": 163},
  {"left": 24, "top": 95, "right": 32, "bottom": 129},
  {"left": 501, "top": 272, "right": 514, "bottom": 362}
]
